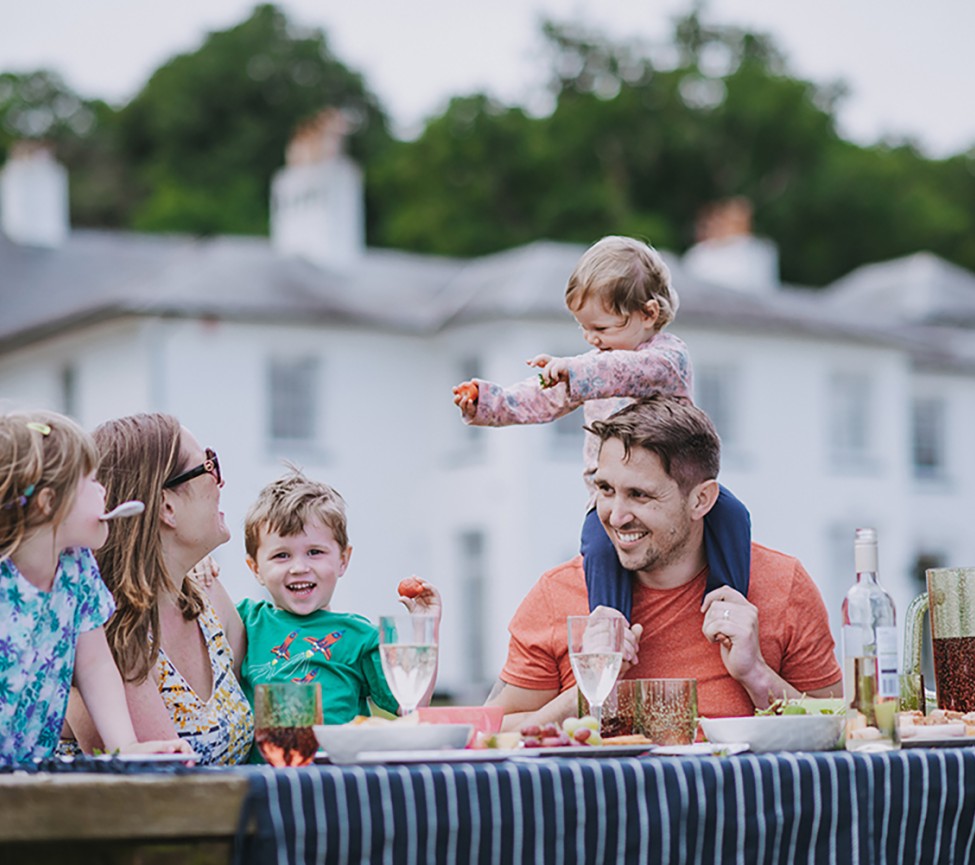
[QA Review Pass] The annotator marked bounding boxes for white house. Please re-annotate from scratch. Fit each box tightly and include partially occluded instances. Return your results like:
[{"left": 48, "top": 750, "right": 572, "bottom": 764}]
[{"left": 3, "top": 122, "right": 974, "bottom": 699}]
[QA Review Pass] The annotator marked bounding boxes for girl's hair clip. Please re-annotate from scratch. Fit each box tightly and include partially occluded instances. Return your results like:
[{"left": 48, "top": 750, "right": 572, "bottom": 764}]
[
  {"left": 1, "top": 484, "right": 34, "bottom": 511},
  {"left": 26, "top": 422, "right": 52, "bottom": 436}
]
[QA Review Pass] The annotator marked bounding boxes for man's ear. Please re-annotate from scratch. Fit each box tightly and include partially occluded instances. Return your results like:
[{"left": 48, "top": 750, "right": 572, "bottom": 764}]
[
  {"left": 159, "top": 490, "right": 178, "bottom": 529},
  {"left": 689, "top": 479, "right": 720, "bottom": 520}
]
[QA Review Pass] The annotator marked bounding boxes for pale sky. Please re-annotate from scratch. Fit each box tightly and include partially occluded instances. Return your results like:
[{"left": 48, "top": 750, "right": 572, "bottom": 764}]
[{"left": 1, "top": 0, "right": 973, "bottom": 158}]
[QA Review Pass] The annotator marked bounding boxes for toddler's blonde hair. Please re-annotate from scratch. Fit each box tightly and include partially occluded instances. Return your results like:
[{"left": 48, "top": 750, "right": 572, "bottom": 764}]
[{"left": 565, "top": 236, "right": 679, "bottom": 330}]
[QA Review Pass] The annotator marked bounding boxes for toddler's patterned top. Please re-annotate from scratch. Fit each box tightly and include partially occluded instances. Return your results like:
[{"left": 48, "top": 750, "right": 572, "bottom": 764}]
[
  {"left": 0, "top": 547, "right": 115, "bottom": 763},
  {"left": 469, "top": 332, "right": 693, "bottom": 505},
  {"left": 156, "top": 595, "right": 254, "bottom": 765}
]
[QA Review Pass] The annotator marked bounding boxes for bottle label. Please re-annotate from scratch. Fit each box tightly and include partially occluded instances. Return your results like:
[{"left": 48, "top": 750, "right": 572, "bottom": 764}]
[
  {"left": 842, "top": 624, "right": 868, "bottom": 658},
  {"left": 876, "top": 626, "right": 899, "bottom": 699}
]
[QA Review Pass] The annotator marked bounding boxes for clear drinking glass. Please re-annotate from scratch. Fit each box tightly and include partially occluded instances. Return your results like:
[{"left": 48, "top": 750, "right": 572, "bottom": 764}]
[
  {"left": 567, "top": 614, "right": 624, "bottom": 734},
  {"left": 253, "top": 682, "right": 323, "bottom": 767},
  {"left": 378, "top": 614, "right": 439, "bottom": 716}
]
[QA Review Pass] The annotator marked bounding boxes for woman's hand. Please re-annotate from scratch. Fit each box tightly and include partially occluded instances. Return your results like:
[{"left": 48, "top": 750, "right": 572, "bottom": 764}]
[{"left": 119, "top": 737, "right": 195, "bottom": 757}]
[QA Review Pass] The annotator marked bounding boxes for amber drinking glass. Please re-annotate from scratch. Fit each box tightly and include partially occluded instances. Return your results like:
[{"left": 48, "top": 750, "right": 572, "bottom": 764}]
[{"left": 254, "top": 682, "right": 323, "bottom": 767}]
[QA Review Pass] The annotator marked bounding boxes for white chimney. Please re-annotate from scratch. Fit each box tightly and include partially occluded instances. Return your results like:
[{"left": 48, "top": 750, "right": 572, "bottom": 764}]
[
  {"left": 270, "top": 110, "right": 364, "bottom": 271},
  {"left": 683, "top": 197, "right": 779, "bottom": 292},
  {"left": 0, "top": 141, "right": 69, "bottom": 248}
]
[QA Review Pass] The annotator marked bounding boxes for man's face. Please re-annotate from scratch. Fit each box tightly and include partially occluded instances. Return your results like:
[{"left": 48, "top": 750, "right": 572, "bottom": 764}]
[{"left": 593, "top": 438, "right": 699, "bottom": 578}]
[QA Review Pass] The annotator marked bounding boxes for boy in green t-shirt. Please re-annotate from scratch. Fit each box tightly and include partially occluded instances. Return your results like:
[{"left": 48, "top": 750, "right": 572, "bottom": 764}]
[{"left": 236, "top": 469, "right": 441, "bottom": 725}]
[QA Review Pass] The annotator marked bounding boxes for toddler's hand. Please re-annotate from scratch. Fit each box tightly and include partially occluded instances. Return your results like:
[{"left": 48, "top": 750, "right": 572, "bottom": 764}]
[
  {"left": 397, "top": 577, "right": 443, "bottom": 622},
  {"left": 528, "top": 354, "right": 569, "bottom": 389},
  {"left": 452, "top": 381, "right": 478, "bottom": 419}
]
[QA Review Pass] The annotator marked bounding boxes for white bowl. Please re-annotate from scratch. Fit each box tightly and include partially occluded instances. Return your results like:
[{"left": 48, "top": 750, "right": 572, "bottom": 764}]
[
  {"left": 700, "top": 714, "right": 844, "bottom": 753},
  {"left": 314, "top": 723, "right": 473, "bottom": 764}
]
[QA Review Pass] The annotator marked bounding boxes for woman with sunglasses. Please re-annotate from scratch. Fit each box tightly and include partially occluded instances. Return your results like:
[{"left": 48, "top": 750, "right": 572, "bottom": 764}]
[{"left": 65, "top": 413, "right": 254, "bottom": 764}]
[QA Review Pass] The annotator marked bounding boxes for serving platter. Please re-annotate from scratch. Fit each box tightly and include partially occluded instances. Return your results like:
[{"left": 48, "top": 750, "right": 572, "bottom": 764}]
[
  {"left": 315, "top": 748, "right": 511, "bottom": 765},
  {"left": 651, "top": 742, "right": 750, "bottom": 757},
  {"left": 512, "top": 744, "right": 653, "bottom": 759}
]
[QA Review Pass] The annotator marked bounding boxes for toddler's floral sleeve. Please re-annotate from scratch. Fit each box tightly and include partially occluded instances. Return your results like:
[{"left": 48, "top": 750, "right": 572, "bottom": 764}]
[
  {"left": 468, "top": 375, "right": 583, "bottom": 427},
  {"left": 565, "top": 334, "right": 692, "bottom": 401}
]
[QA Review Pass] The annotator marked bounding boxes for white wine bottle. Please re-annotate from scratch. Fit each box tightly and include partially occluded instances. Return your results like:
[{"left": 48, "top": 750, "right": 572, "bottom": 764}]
[{"left": 842, "top": 528, "right": 900, "bottom": 751}]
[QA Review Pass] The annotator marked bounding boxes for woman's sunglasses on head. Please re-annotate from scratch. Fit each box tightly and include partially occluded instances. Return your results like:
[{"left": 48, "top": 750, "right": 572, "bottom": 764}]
[{"left": 164, "top": 448, "right": 223, "bottom": 489}]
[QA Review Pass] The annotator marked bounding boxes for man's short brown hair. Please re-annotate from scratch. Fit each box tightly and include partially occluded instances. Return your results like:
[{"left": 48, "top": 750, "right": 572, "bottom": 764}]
[{"left": 588, "top": 396, "right": 720, "bottom": 494}]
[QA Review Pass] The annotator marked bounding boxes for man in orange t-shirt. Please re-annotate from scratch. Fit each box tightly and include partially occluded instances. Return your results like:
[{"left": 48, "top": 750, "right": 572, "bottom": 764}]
[{"left": 488, "top": 396, "right": 842, "bottom": 728}]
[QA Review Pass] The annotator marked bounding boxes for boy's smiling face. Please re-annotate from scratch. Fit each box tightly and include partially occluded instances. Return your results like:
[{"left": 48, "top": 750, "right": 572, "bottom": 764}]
[{"left": 247, "top": 515, "right": 351, "bottom": 616}]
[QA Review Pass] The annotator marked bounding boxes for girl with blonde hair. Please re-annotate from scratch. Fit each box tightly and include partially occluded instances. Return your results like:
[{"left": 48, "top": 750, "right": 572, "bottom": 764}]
[{"left": 0, "top": 409, "right": 188, "bottom": 763}]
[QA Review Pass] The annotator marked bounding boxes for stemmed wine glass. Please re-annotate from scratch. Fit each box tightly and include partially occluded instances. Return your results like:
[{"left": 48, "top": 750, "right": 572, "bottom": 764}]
[
  {"left": 567, "top": 614, "right": 624, "bottom": 734},
  {"left": 378, "top": 614, "right": 439, "bottom": 716}
]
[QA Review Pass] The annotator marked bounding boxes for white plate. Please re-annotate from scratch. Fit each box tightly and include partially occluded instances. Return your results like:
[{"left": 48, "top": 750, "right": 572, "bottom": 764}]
[
  {"left": 701, "top": 714, "right": 845, "bottom": 753},
  {"left": 314, "top": 724, "right": 473, "bottom": 765},
  {"left": 316, "top": 748, "right": 511, "bottom": 765},
  {"left": 513, "top": 744, "right": 652, "bottom": 759},
  {"left": 899, "top": 723, "right": 967, "bottom": 740},
  {"left": 651, "top": 742, "right": 750, "bottom": 757}
]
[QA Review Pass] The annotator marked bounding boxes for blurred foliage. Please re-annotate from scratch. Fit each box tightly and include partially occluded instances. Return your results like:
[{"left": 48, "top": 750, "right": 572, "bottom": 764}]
[{"left": 1, "top": 3, "right": 973, "bottom": 284}]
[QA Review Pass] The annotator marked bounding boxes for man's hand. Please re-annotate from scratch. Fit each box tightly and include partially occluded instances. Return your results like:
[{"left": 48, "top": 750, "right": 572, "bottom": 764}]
[
  {"left": 589, "top": 605, "right": 643, "bottom": 671},
  {"left": 701, "top": 587, "right": 764, "bottom": 682}
]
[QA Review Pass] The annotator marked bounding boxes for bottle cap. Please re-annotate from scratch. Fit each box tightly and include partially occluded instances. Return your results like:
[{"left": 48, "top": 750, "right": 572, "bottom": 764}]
[{"left": 855, "top": 527, "right": 879, "bottom": 573}]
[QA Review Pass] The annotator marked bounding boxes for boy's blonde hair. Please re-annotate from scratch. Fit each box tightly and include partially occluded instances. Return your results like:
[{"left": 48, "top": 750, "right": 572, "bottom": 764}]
[
  {"left": 0, "top": 409, "right": 99, "bottom": 561},
  {"left": 245, "top": 467, "right": 348, "bottom": 561},
  {"left": 565, "top": 236, "right": 679, "bottom": 330}
]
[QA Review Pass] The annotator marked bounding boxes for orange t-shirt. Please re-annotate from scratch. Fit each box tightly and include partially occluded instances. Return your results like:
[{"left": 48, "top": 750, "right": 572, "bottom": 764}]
[{"left": 501, "top": 543, "right": 842, "bottom": 719}]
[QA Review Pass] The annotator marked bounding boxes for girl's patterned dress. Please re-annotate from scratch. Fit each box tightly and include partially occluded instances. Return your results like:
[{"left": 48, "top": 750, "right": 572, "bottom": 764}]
[
  {"left": 156, "top": 595, "right": 254, "bottom": 765},
  {"left": 1, "top": 548, "right": 114, "bottom": 763}
]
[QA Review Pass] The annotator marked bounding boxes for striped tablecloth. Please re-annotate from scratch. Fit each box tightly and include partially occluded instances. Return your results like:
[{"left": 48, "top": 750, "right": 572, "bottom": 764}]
[{"left": 237, "top": 748, "right": 975, "bottom": 865}]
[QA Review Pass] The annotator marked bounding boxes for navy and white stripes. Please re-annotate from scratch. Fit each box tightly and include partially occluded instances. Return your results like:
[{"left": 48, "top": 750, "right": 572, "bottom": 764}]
[{"left": 238, "top": 749, "right": 975, "bottom": 865}]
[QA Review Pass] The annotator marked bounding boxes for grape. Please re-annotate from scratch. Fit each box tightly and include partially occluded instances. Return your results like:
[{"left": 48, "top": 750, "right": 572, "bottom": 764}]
[
  {"left": 562, "top": 717, "right": 582, "bottom": 735},
  {"left": 521, "top": 724, "right": 541, "bottom": 737},
  {"left": 573, "top": 728, "right": 592, "bottom": 744},
  {"left": 578, "top": 715, "right": 599, "bottom": 732}
]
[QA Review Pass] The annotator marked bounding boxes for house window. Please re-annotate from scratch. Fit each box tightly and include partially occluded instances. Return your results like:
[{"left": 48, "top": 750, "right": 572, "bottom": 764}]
[
  {"left": 268, "top": 356, "right": 319, "bottom": 443},
  {"left": 913, "top": 396, "right": 945, "bottom": 478},
  {"left": 695, "top": 365, "right": 737, "bottom": 447},
  {"left": 458, "top": 530, "right": 487, "bottom": 688},
  {"left": 829, "top": 372, "right": 872, "bottom": 464}
]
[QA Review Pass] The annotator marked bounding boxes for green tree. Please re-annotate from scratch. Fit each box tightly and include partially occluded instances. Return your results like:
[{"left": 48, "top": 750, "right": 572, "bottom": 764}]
[{"left": 116, "top": 3, "right": 391, "bottom": 235}]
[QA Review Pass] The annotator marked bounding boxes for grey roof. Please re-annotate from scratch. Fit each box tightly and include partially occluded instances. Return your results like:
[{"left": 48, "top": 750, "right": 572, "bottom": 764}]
[
  {"left": 2, "top": 229, "right": 975, "bottom": 373},
  {"left": 824, "top": 251, "right": 975, "bottom": 326}
]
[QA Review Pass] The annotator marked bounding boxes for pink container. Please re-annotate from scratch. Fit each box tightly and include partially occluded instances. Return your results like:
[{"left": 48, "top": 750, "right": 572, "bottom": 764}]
[{"left": 416, "top": 706, "right": 504, "bottom": 744}]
